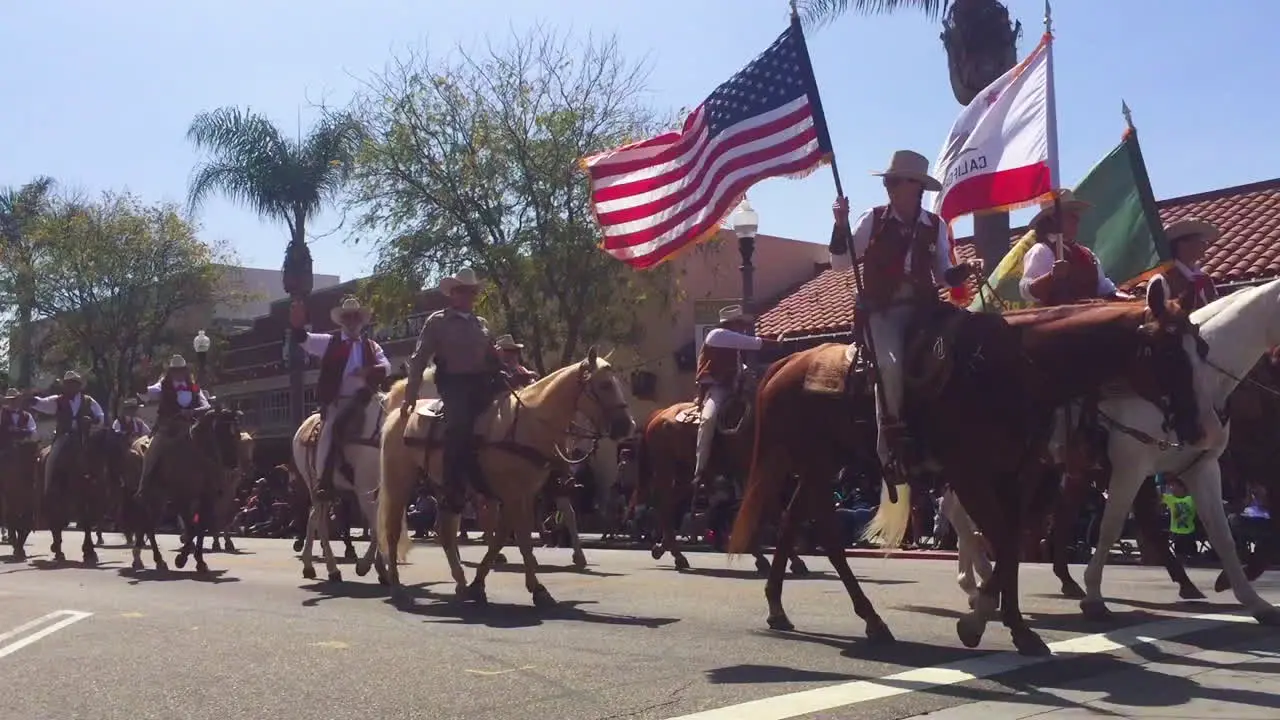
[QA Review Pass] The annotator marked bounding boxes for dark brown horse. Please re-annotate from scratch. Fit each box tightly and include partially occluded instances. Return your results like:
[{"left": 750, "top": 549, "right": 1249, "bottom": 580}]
[
  {"left": 636, "top": 390, "right": 810, "bottom": 575},
  {"left": 733, "top": 277, "right": 1203, "bottom": 655},
  {"left": 0, "top": 435, "right": 41, "bottom": 560},
  {"left": 38, "top": 422, "right": 110, "bottom": 564}
]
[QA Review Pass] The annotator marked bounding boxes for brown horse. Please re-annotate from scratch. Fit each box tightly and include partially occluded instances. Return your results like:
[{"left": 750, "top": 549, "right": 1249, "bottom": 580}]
[
  {"left": 38, "top": 423, "right": 110, "bottom": 564},
  {"left": 637, "top": 390, "right": 810, "bottom": 575},
  {"left": 735, "top": 278, "right": 1203, "bottom": 654},
  {"left": 0, "top": 437, "right": 41, "bottom": 559}
]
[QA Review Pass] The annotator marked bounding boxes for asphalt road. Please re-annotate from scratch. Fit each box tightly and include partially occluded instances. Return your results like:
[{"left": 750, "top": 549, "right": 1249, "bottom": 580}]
[{"left": 0, "top": 533, "right": 1277, "bottom": 720}]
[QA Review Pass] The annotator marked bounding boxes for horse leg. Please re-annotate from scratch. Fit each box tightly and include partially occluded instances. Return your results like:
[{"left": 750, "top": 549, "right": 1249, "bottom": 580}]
[
  {"left": 763, "top": 482, "right": 804, "bottom": 631},
  {"left": 465, "top": 507, "right": 512, "bottom": 606},
  {"left": 314, "top": 498, "right": 342, "bottom": 583},
  {"left": 1130, "top": 479, "right": 1204, "bottom": 599},
  {"left": 1081, "top": 451, "right": 1150, "bottom": 620},
  {"left": 300, "top": 503, "right": 320, "bottom": 580},
  {"left": 81, "top": 523, "right": 97, "bottom": 565},
  {"left": 436, "top": 509, "right": 470, "bottom": 599},
  {"left": 1051, "top": 474, "right": 1087, "bottom": 599},
  {"left": 554, "top": 495, "right": 587, "bottom": 569},
  {"left": 943, "top": 490, "right": 993, "bottom": 609},
  {"left": 812, "top": 496, "right": 893, "bottom": 643},
  {"left": 512, "top": 498, "right": 556, "bottom": 608}
]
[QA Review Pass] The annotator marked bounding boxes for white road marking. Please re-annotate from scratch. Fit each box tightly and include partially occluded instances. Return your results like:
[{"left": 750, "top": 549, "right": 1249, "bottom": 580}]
[
  {"left": 664, "top": 610, "right": 1264, "bottom": 720},
  {"left": 0, "top": 610, "right": 93, "bottom": 659},
  {"left": 465, "top": 665, "right": 536, "bottom": 676}
]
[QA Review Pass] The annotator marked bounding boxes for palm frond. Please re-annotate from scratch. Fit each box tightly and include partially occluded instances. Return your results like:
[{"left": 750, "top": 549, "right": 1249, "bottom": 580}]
[
  {"left": 186, "top": 106, "right": 289, "bottom": 216},
  {"left": 187, "top": 161, "right": 288, "bottom": 223},
  {"left": 798, "top": 0, "right": 948, "bottom": 27}
]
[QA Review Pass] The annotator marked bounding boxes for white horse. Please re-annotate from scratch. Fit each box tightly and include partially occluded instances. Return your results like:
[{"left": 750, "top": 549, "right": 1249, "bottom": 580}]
[{"left": 291, "top": 394, "right": 389, "bottom": 584}]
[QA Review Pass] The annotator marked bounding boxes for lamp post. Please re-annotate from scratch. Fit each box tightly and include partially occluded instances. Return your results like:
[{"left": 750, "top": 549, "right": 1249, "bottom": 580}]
[
  {"left": 193, "top": 329, "right": 211, "bottom": 383},
  {"left": 731, "top": 199, "right": 758, "bottom": 316}
]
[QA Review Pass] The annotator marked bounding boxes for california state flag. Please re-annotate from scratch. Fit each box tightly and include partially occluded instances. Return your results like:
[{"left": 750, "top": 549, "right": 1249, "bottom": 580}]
[{"left": 932, "top": 33, "right": 1057, "bottom": 223}]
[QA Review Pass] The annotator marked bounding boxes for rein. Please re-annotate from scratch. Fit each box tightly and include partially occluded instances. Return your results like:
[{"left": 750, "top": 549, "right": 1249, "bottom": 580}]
[{"left": 492, "top": 368, "right": 626, "bottom": 468}]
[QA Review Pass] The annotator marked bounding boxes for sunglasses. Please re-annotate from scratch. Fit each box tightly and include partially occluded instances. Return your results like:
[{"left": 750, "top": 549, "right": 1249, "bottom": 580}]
[{"left": 883, "top": 177, "right": 921, "bottom": 188}]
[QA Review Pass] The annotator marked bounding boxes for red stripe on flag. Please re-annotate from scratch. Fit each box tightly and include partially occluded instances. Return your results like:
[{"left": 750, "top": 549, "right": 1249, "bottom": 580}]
[{"left": 937, "top": 162, "right": 1052, "bottom": 224}]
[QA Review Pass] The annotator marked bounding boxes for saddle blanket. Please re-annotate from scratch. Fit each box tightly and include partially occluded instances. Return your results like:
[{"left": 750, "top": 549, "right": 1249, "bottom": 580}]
[{"left": 803, "top": 343, "right": 855, "bottom": 396}]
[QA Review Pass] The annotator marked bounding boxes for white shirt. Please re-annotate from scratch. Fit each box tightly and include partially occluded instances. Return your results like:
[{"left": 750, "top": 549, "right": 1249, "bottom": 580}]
[
  {"left": 829, "top": 207, "right": 953, "bottom": 284},
  {"left": 31, "top": 393, "right": 104, "bottom": 423},
  {"left": 142, "top": 379, "right": 202, "bottom": 408},
  {"left": 112, "top": 417, "right": 151, "bottom": 436},
  {"left": 1019, "top": 241, "right": 1116, "bottom": 303},
  {"left": 703, "top": 328, "right": 764, "bottom": 352},
  {"left": 4, "top": 409, "right": 36, "bottom": 434},
  {"left": 299, "top": 331, "right": 392, "bottom": 398}
]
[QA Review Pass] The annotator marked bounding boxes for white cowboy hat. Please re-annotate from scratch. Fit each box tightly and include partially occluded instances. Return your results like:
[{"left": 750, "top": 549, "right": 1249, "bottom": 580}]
[
  {"left": 718, "top": 305, "right": 749, "bottom": 324},
  {"left": 494, "top": 334, "right": 524, "bottom": 351},
  {"left": 330, "top": 295, "right": 372, "bottom": 325},
  {"left": 437, "top": 267, "right": 481, "bottom": 294},
  {"left": 121, "top": 397, "right": 140, "bottom": 409},
  {"left": 1030, "top": 188, "right": 1092, "bottom": 228},
  {"left": 168, "top": 355, "right": 187, "bottom": 369},
  {"left": 872, "top": 150, "right": 942, "bottom": 193},
  {"left": 2, "top": 388, "right": 20, "bottom": 400},
  {"left": 1164, "top": 218, "right": 1220, "bottom": 247},
  {"left": 62, "top": 370, "right": 82, "bottom": 383}
]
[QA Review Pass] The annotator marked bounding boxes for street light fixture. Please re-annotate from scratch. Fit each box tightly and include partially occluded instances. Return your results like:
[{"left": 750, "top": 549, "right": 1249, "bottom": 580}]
[
  {"left": 193, "top": 329, "right": 211, "bottom": 379},
  {"left": 731, "top": 199, "right": 759, "bottom": 315}
]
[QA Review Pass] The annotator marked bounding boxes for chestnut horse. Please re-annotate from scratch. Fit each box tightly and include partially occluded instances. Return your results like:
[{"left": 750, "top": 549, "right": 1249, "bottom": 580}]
[{"left": 38, "top": 423, "right": 111, "bottom": 564}]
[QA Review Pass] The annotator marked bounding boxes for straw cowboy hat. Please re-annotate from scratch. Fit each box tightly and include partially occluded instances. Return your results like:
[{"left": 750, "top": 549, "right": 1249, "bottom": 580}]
[
  {"left": 718, "top": 305, "right": 750, "bottom": 324},
  {"left": 1030, "top": 188, "right": 1092, "bottom": 227},
  {"left": 167, "top": 355, "right": 187, "bottom": 369},
  {"left": 872, "top": 150, "right": 942, "bottom": 193},
  {"left": 438, "top": 268, "right": 481, "bottom": 294},
  {"left": 2, "top": 388, "right": 20, "bottom": 400},
  {"left": 330, "top": 295, "right": 372, "bottom": 325},
  {"left": 494, "top": 334, "right": 524, "bottom": 351},
  {"left": 1164, "top": 218, "right": 1220, "bottom": 247},
  {"left": 62, "top": 370, "right": 82, "bottom": 383}
]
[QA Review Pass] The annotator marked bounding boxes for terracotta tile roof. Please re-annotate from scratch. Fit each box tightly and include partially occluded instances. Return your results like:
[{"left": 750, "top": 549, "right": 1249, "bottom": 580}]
[{"left": 755, "top": 266, "right": 857, "bottom": 339}]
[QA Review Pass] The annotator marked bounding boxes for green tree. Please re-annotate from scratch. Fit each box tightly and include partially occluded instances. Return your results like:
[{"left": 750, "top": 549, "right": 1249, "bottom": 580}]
[
  {"left": 800, "top": 0, "right": 1022, "bottom": 268},
  {"left": 185, "top": 106, "right": 362, "bottom": 423},
  {"left": 0, "top": 176, "right": 57, "bottom": 387},
  {"left": 26, "top": 192, "right": 235, "bottom": 416},
  {"left": 348, "top": 27, "right": 674, "bottom": 374}
]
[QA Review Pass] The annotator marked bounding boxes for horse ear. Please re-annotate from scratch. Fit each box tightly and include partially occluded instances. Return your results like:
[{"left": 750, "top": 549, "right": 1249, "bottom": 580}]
[
  {"left": 587, "top": 345, "right": 598, "bottom": 370},
  {"left": 1146, "top": 274, "right": 1169, "bottom": 319}
]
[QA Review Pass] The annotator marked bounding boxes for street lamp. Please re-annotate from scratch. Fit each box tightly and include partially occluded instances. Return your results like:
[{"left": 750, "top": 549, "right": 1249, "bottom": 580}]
[
  {"left": 193, "top": 329, "right": 211, "bottom": 380},
  {"left": 731, "top": 199, "right": 759, "bottom": 315}
]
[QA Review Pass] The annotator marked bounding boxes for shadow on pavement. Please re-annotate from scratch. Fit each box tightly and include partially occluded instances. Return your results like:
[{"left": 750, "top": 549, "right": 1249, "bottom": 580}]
[
  {"left": 894, "top": 603, "right": 1165, "bottom": 634},
  {"left": 391, "top": 586, "right": 681, "bottom": 630},
  {"left": 461, "top": 560, "right": 624, "bottom": 578},
  {"left": 707, "top": 664, "right": 861, "bottom": 684},
  {"left": 118, "top": 567, "right": 241, "bottom": 585}
]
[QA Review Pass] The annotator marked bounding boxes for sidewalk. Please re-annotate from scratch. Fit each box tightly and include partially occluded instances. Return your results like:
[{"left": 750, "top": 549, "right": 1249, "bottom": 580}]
[{"left": 903, "top": 635, "right": 1280, "bottom": 719}]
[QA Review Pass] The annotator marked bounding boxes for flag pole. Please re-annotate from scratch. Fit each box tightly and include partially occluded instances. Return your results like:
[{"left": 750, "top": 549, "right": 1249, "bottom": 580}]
[
  {"left": 1043, "top": 0, "right": 1065, "bottom": 262},
  {"left": 1120, "top": 100, "right": 1170, "bottom": 261}
]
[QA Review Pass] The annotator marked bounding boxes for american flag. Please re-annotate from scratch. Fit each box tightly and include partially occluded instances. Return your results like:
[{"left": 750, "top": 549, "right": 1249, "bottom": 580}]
[{"left": 583, "top": 18, "right": 833, "bottom": 270}]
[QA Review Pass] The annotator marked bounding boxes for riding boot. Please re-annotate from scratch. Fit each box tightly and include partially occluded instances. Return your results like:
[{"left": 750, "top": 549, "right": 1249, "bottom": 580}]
[{"left": 881, "top": 420, "right": 919, "bottom": 483}]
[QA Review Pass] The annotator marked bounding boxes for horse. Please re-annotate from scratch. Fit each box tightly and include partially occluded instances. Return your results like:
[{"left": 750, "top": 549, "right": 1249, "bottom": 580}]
[
  {"left": 125, "top": 408, "right": 243, "bottom": 573},
  {"left": 0, "top": 436, "right": 41, "bottom": 560},
  {"left": 291, "top": 392, "right": 388, "bottom": 584},
  {"left": 376, "top": 348, "right": 635, "bottom": 606},
  {"left": 1076, "top": 278, "right": 1280, "bottom": 624},
  {"left": 208, "top": 431, "right": 255, "bottom": 553},
  {"left": 38, "top": 420, "right": 111, "bottom": 564},
  {"left": 637, "top": 381, "right": 811, "bottom": 575},
  {"left": 754, "top": 277, "right": 1204, "bottom": 654}
]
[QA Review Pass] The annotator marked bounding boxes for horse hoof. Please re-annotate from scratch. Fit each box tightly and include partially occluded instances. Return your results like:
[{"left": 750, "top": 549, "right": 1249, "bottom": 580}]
[
  {"left": 377, "top": 570, "right": 389, "bottom": 586},
  {"left": 156, "top": 560, "right": 169, "bottom": 573},
  {"left": 495, "top": 553, "right": 509, "bottom": 565},
  {"left": 1214, "top": 572, "right": 1231, "bottom": 594},
  {"left": 865, "top": 617, "right": 896, "bottom": 644},
  {"left": 53, "top": 552, "right": 66, "bottom": 563},
  {"left": 327, "top": 570, "right": 343, "bottom": 583},
  {"left": 355, "top": 560, "right": 371, "bottom": 577},
  {"left": 344, "top": 548, "right": 358, "bottom": 562},
  {"left": 466, "top": 584, "right": 488, "bottom": 606},
  {"left": 211, "top": 541, "right": 222, "bottom": 552},
  {"left": 83, "top": 551, "right": 98, "bottom": 566},
  {"left": 225, "top": 539, "right": 237, "bottom": 553},
  {"left": 131, "top": 559, "right": 144, "bottom": 571},
  {"left": 293, "top": 539, "right": 305, "bottom": 552},
  {"left": 1179, "top": 585, "right": 1207, "bottom": 601},
  {"left": 1012, "top": 628, "right": 1052, "bottom": 656},
  {"left": 789, "top": 559, "right": 811, "bottom": 577},
  {"left": 1080, "top": 599, "right": 1112, "bottom": 621},
  {"left": 302, "top": 566, "right": 317, "bottom": 580},
  {"left": 195, "top": 561, "right": 209, "bottom": 574},
  {"left": 956, "top": 615, "right": 986, "bottom": 649},
  {"left": 572, "top": 552, "right": 587, "bottom": 569},
  {"left": 174, "top": 554, "right": 189, "bottom": 570},
  {"left": 1253, "top": 607, "right": 1280, "bottom": 626},
  {"left": 13, "top": 550, "right": 25, "bottom": 561},
  {"left": 532, "top": 585, "right": 557, "bottom": 609},
  {"left": 650, "top": 545, "right": 665, "bottom": 561},
  {"left": 1060, "top": 582, "right": 1086, "bottom": 600},
  {"left": 766, "top": 614, "right": 795, "bottom": 632},
  {"left": 673, "top": 555, "right": 691, "bottom": 571}
]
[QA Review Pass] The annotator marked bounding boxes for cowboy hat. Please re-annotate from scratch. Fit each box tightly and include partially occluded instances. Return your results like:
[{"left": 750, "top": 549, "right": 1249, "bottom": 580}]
[
  {"left": 62, "top": 370, "right": 82, "bottom": 383},
  {"left": 718, "top": 305, "right": 750, "bottom": 324},
  {"left": 494, "top": 334, "right": 524, "bottom": 351},
  {"left": 872, "top": 150, "right": 942, "bottom": 193},
  {"left": 2, "top": 388, "right": 20, "bottom": 400},
  {"left": 1030, "top": 188, "right": 1092, "bottom": 227},
  {"left": 330, "top": 295, "right": 372, "bottom": 325},
  {"left": 437, "top": 268, "right": 481, "bottom": 294},
  {"left": 1164, "top": 218, "right": 1220, "bottom": 247},
  {"left": 121, "top": 397, "right": 140, "bottom": 409},
  {"left": 167, "top": 355, "right": 187, "bottom": 369}
]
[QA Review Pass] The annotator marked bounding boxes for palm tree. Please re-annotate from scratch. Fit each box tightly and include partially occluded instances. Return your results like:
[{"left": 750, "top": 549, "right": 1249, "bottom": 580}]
[
  {"left": 0, "top": 176, "right": 56, "bottom": 387},
  {"left": 186, "top": 107, "right": 362, "bottom": 425},
  {"left": 799, "top": 0, "right": 1023, "bottom": 269}
]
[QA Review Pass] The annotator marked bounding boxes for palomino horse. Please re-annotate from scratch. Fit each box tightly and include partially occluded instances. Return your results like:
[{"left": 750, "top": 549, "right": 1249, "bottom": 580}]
[
  {"left": 638, "top": 381, "right": 811, "bottom": 576},
  {"left": 38, "top": 421, "right": 110, "bottom": 564},
  {"left": 292, "top": 393, "right": 388, "bottom": 584},
  {"left": 0, "top": 436, "right": 41, "bottom": 559},
  {"left": 125, "top": 408, "right": 243, "bottom": 573},
  {"left": 377, "top": 348, "right": 635, "bottom": 606},
  {"left": 1076, "top": 279, "right": 1280, "bottom": 624}
]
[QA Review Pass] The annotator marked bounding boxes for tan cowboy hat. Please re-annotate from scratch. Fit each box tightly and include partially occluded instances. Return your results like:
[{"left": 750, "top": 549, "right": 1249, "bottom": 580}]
[
  {"left": 2, "top": 388, "right": 19, "bottom": 400},
  {"left": 437, "top": 267, "right": 481, "bottom": 294},
  {"left": 62, "top": 370, "right": 82, "bottom": 383},
  {"left": 330, "top": 295, "right": 372, "bottom": 325},
  {"left": 494, "top": 334, "right": 524, "bottom": 351},
  {"left": 872, "top": 150, "right": 942, "bottom": 192},
  {"left": 718, "top": 304, "right": 750, "bottom": 324},
  {"left": 1030, "top": 188, "right": 1092, "bottom": 227},
  {"left": 167, "top": 355, "right": 187, "bottom": 369},
  {"left": 1164, "top": 218, "right": 1220, "bottom": 246}
]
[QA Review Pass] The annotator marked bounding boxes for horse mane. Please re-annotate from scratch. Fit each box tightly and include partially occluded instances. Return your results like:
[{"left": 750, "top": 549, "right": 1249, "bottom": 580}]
[{"left": 382, "top": 354, "right": 612, "bottom": 412}]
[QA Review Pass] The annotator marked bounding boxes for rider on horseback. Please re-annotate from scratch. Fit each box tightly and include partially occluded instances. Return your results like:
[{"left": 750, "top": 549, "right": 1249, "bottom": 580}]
[
  {"left": 1019, "top": 190, "right": 1132, "bottom": 305},
  {"left": 1, "top": 388, "right": 37, "bottom": 441},
  {"left": 289, "top": 296, "right": 390, "bottom": 501},
  {"left": 1161, "top": 219, "right": 1220, "bottom": 310},
  {"left": 400, "top": 268, "right": 502, "bottom": 513},
  {"left": 693, "top": 304, "right": 775, "bottom": 487},
  {"left": 496, "top": 334, "right": 539, "bottom": 389},
  {"left": 28, "top": 370, "right": 104, "bottom": 490},
  {"left": 111, "top": 398, "right": 151, "bottom": 440},
  {"left": 828, "top": 150, "right": 982, "bottom": 480},
  {"left": 137, "top": 355, "right": 210, "bottom": 491}
]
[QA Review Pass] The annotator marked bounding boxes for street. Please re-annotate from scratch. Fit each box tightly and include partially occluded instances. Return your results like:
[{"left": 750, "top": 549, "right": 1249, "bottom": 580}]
[{"left": 0, "top": 534, "right": 1277, "bottom": 720}]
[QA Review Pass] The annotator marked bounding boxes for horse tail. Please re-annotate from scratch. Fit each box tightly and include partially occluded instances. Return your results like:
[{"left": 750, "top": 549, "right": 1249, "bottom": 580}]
[
  {"left": 377, "top": 381, "right": 413, "bottom": 565},
  {"left": 728, "top": 355, "right": 790, "bottom": 557},
  {"left": 862, "top": 482, "right": 912, "bottom": 551}
]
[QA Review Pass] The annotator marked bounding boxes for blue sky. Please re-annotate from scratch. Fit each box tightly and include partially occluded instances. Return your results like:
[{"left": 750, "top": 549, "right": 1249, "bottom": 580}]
[{"left": 3, "top": 1, "right": 1274, "bottom": 282}]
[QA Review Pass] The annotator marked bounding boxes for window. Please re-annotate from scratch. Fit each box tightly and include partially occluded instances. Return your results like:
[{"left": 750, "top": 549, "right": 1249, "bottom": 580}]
[
  {"left": 260, "top": 390, "right": 290, "bottom": 427},
  {"left": 303, "top": 386, "right": 319, "bottom": 417}
]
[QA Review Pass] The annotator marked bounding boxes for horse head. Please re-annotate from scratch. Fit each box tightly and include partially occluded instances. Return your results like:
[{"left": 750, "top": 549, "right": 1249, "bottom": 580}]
[
  {"left": 1134, "top": 274, "right": 1206, "bottom": 446},
  {"left": 194, "top": 407, "right": 244, "bottom": 471},
  {"left": 571, "top": 346, "right": 636, "bottom": 442}
]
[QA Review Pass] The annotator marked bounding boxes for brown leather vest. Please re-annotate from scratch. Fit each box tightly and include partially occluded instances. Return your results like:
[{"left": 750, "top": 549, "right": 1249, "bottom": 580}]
[
  {"left": 1161, "top": 265, "right": 1218, "bottom": 310},
  {"left": 55, "top": 393, "right": 96, "bottom": 435},
  {"left": 861, "top": 206, "right": 941, "bottom": 309},
  {"left": 1035, "top": 240, "right": 1102, "bottom": 306},
  {"left": 316, "top": 333, "right": 382, "bottom": 405}
]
